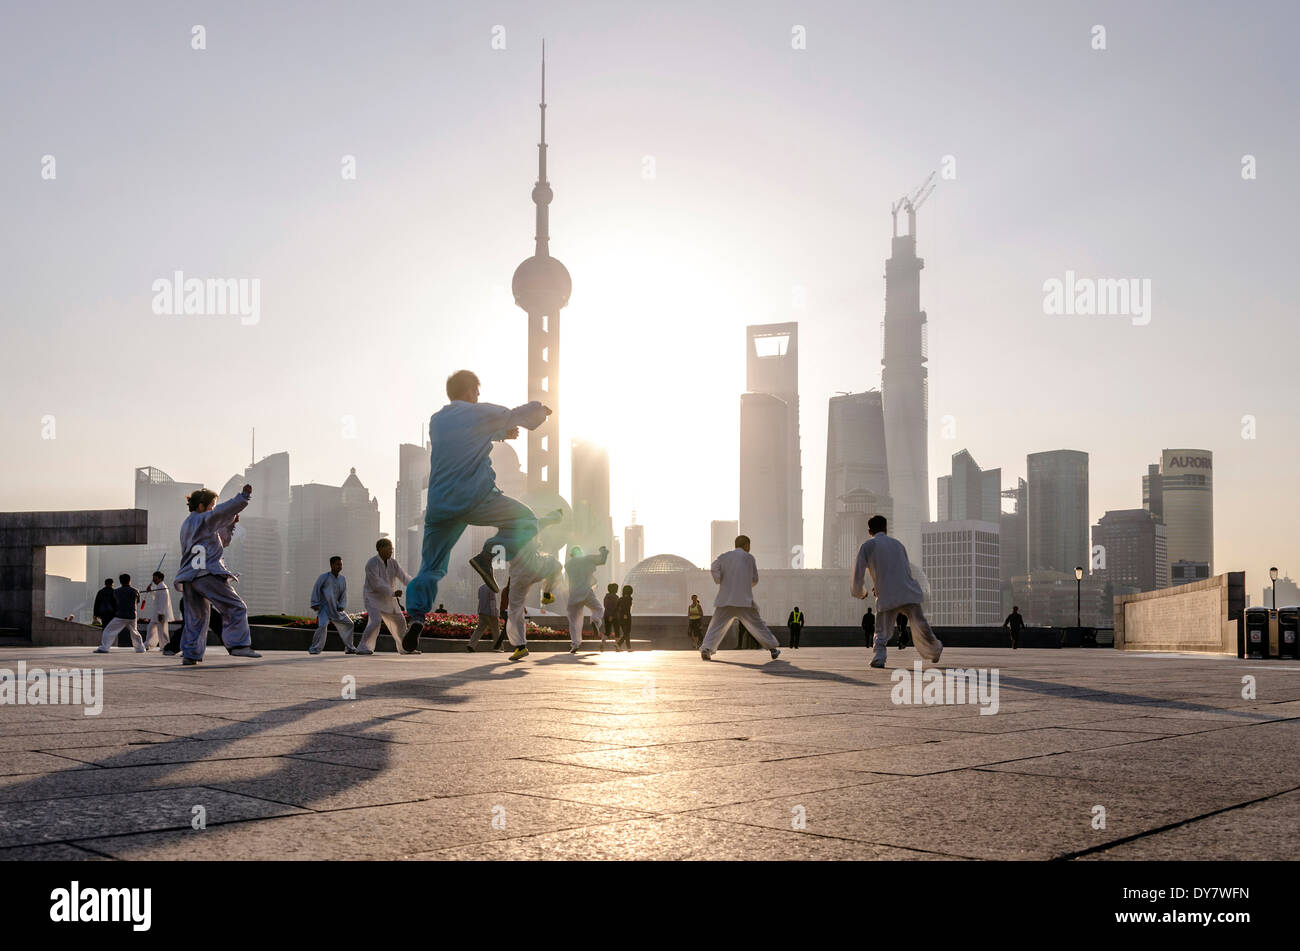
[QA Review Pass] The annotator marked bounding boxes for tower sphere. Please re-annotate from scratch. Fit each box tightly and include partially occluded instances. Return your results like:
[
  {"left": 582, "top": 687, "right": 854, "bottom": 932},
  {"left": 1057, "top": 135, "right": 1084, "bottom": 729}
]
[{"left": 512, "top": 255, "right": 572, "bottom": 313}]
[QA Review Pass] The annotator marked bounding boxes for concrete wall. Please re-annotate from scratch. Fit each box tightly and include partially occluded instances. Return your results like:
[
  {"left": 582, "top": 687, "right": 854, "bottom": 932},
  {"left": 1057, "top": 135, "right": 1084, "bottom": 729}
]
[
  {"left": 1114, "top": 571, "right": 1245, "bottom": 654},
  {"left": 0, "top": 509, "right": 148, "bottom": 638}
]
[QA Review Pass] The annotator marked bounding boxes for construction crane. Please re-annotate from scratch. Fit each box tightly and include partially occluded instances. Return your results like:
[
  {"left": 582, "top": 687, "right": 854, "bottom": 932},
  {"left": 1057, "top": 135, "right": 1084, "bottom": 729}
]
[{"left": 891, "top": 171, "right": 937, "bottom": 237}]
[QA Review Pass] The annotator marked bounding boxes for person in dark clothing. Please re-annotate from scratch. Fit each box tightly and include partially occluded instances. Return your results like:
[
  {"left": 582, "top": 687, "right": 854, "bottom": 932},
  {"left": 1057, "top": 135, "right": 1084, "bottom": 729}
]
[
  {"left": 687, "top": 594, "right": 704, "bottom": 649},
  {"left": 493, "top": 584, "right": 512, "bottom": 650},
  {"left": 604, "top": 583, "right": 623, "bottom": 651},
  {"left": 95, "top": 574, "right": 144, "bottom": 652},
  {"left": 862, "top": 608, "right": 875, "bottom": 648},
  {"left": 616, "top": 585, "right": 634, "bottom": 651},
  {"left": 93, "top": 579, "right": 116, "bottom": 630},
  {"left": 735, "top": 622, "right": 756, "bottom": 649},
  {"left": 787, "top": 606, "right": 805, "bottom": 649},
  {"left": 1003, "top": 605, "right": 1024, "bottom": 649},
  {"left": 896, "top": 612, "right": 911, "bottom": 650}
]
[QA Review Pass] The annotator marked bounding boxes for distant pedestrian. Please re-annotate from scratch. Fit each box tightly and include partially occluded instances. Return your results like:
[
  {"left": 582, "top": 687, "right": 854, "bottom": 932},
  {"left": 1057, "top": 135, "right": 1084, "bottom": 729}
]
[
  {"left": 616, "top": 585, "right": 634, "bottom": 651},
  {"left": 787, "top": 606, "right": 805, "bottom": 649},
  {"left": 434, "top": 604, "right": 449, "bottom": 615},
  {"left": 1003, "top": 605, "right": 1024, "bottom": 650},
  {"left": 358, "top": 539, "right": 414, "bottom": 655},
  {"left": 699, "top": 535, "right": 782, "bottom": 662},
  {"left": 896, "top": 613, "right": 911, "bottom": 650},
  {"left": 467, "top": 582, "right": 499, "bottom": 652},
  {"left": 492, "top": 583, "right": 512, "bottom": 651},
  {"left": 851, "top": 515, "right": 941, "bottom": 668},
  {"left": 95, "top": 573, "right": 144, "bottom": 652},
  {"left": 93, "top": 578, "right": 116, "bottom": 632},
  {"left": 862, "top": 607, "right": 875, "bottom": 648},
  {"left": 141, "top": 572, "right": 173, "bottom": 650},
  {"left": 309, "top": 556, "right": 353, "bottom": 654},
  {"left": 602, "top": 583, "right": 622, "bottom": 651},
  {"left": 687, "top": 594, "right": 704, "bottom": 648}
]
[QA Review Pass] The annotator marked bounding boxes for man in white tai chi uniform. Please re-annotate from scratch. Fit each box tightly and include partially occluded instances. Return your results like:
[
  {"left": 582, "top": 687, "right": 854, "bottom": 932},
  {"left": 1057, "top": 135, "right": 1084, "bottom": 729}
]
[
  {"left": 851, "top": 514, "right": 943, "bottom": 668},
  {"left": 358, "top": 538, "right": 413, "bottom": 655},
  {"left": 563, "top": 545, "right": 608, "bottom": 653},
  {"left": 699, "top": 534, "right": 782, "bottom": 662}
]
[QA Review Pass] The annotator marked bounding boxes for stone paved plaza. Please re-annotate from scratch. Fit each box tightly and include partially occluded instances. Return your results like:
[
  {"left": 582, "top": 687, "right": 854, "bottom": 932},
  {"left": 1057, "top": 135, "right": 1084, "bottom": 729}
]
[{"left": 1, "top": 645, "right": 1297, "bottom": 861}]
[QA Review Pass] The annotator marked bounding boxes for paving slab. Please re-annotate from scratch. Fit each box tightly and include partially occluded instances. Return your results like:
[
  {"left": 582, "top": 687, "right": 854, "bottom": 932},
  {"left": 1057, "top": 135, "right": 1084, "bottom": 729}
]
[{"left": 1, "top": 646, "right": 1297, "bottom": 860}]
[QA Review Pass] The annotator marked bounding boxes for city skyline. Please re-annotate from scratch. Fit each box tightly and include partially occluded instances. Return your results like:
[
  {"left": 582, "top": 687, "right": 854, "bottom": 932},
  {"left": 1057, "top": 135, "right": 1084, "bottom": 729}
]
[{"left": 4, "top": 1, "right": 1297, "bottom": 597}]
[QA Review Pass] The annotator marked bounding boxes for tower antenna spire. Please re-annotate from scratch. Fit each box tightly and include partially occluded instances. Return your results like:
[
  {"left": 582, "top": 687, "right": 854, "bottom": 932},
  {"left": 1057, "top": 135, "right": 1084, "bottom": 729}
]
[{"left": 533, "top": 39, "right": 550, "bottom": 256}]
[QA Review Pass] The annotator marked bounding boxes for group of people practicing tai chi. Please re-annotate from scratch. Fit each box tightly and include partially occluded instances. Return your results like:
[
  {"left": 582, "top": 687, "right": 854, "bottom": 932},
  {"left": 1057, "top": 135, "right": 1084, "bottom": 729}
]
[{"left": 95, "top": 369, "right": 942, "bottom": 669}]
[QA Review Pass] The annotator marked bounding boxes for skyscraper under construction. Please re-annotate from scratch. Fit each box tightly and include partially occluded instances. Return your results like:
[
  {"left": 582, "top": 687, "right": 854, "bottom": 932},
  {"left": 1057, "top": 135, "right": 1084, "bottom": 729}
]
[{"left": 881, "top": 178, "right": 934, "bottom": 557}]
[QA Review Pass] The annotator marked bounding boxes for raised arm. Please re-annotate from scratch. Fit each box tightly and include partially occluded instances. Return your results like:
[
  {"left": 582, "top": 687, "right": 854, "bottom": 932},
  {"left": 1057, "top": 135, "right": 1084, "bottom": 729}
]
[{"left": 472, "top": 401, "right": 550, "bottom": 442}]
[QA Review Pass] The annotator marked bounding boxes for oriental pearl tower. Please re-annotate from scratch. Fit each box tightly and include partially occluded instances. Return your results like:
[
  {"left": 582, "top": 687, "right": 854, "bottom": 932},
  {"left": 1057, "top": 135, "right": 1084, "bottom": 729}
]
[{"left": 512, "top": 44, "right": 573, "bottom": 554}]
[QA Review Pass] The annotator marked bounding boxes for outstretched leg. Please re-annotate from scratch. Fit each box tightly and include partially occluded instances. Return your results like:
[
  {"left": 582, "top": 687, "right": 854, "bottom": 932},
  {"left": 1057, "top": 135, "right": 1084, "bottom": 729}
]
[{"left": 406, "top": 515, "right": 468, "bottom": 619}]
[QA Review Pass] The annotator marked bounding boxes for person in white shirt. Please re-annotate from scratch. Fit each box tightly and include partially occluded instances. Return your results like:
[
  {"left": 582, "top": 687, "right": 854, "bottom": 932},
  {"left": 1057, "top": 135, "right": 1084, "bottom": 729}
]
[
  {"left": 141, "top": 571, "right": 174, "bottom": 650},
  {"left": 357, "top": 539, "right": 415, "bottom": 655},
  {"left": 699, "top": 535, "right": 782, "bottom": 661},
  {"left": 563, "top": 545, "right": 609, "bottom": 653},
  {"left": 852, "top": 514, "right": 943, "bottom": 668},
  {"left": 309, "top": 556, "right": 352, "bottom": 654}
]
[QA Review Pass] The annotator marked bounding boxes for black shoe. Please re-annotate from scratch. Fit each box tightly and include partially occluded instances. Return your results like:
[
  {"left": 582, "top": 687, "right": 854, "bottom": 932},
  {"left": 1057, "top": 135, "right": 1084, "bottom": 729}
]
[
  {"left": 469, "top": 552, "right": 499, "bottom": 593},
  {"left": 182, "top": 657, "right": 199, "bottom": 666},
  {"left": 465, "top": 645, "right": 475, "bottom": 652},
  {"left": 345, "top": 646, "right": 357, "bottom": 654},
  {"left": 402, "top": 621, "right": 424, "bottom": 654},
  {"left": 162, "top": 649, "right": 177, "bottom": 656}
]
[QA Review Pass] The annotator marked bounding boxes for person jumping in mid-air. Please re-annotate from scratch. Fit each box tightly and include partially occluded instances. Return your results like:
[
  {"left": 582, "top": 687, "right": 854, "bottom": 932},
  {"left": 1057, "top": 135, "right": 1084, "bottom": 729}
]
[
  {"left": 403, "top": 370, "right": 560, "bottom": 662},
  {"left": 563, "top": 545, "right": 608, "bottom": 654}
]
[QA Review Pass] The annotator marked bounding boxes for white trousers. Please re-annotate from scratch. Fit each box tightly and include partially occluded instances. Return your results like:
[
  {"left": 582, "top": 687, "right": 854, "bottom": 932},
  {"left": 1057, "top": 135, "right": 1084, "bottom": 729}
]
[
  {"left": 311, "top": 614, "right": 354, "bottom": 652},
  {"left": 566, "top": 591, "right": 604, "bottom": 648},
  {"left": 701, "top": 605, "right": 779, "bottom": 653},
  {"left": 504, "top": 547, "right": 562, "bottom": 648},
  {"left": 99, "top": 617, "right": 144, "bottom": 652},
  {"left": 144, "top": 618, "right": 169, "bottom": 649},
  {"left": 358, "top": 607, "right": 408, "bottom": 652},
  {"left": 876, "top": 603, "right": 943, "bottom": 663}
]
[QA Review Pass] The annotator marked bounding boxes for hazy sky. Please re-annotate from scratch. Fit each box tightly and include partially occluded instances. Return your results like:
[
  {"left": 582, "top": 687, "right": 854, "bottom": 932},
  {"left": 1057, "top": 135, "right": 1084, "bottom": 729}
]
[{"left": 3, "top": 1, "right": 1297, "bottom": 595}]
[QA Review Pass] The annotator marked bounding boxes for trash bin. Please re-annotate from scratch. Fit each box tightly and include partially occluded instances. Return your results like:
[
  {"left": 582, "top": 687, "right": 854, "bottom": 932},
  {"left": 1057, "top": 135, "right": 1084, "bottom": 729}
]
[
  {"left": 1244, "top": 607, "right": 1270, "bottom": 659},
  {"left": 1279, "top": 606, "right": 1299, "bottom": 660}
]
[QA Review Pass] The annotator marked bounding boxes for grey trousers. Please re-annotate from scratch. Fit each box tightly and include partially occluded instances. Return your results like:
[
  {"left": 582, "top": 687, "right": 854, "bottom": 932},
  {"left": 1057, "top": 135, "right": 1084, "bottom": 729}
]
[
  {"left": 467, "top": 613, "right": 500, "bottom": 649},
  {"left": 701, "top": 605, "right": 780, "bottom": 653},
  {"left": 875, "top": 603, "right": 943, "bottom": 663},
  {"left": 179, "top": 575, "right": 252, "bottom": 660},
  {"left": 311, "top": 614, "right": 354, "bottom": 652}
]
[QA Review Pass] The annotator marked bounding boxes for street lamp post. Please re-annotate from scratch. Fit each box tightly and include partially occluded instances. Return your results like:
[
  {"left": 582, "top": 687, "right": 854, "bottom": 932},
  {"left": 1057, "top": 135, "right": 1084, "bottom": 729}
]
[
  {"left": 1271, "top": 566, "right": 1279, "bottom": 611},
  {"left": 1074, "top": 566, "right": 1084, "bottom": 629}
]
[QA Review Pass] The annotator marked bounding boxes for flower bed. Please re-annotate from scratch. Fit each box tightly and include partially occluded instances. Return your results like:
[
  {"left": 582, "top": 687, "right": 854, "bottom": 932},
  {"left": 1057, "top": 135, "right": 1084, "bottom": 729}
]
[{"left": 249, "top": 611, "right": 565, "bottom": 639}]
